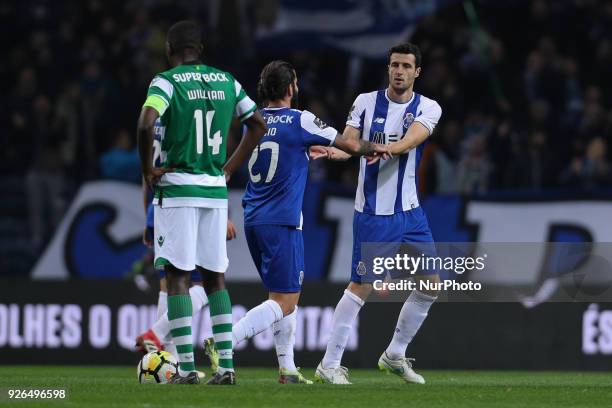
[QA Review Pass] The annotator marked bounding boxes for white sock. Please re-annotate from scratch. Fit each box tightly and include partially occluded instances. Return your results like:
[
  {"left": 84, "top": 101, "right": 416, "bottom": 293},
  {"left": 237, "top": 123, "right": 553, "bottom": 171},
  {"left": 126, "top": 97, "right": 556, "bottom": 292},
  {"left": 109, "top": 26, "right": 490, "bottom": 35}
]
[
  {"left": 385, "top": 290, "right": 437, "bottom": 360},
  {"left": 164, "top": 341, "right": 178, "bottom": 360},
  {"left": 152, "top": 286, "right": 209, "bottom": 342},
  {"left": 233, "top": 300, "right": 283, "bottom": 345},
  {"left": 157, "top": 291, "right": 167, "bottom": 319},
  {"left": 321, "top": 290, "right": 364, "bottom": 369},
  {"left": 274, "top": 306, "right": 297, "bottom": 372}
]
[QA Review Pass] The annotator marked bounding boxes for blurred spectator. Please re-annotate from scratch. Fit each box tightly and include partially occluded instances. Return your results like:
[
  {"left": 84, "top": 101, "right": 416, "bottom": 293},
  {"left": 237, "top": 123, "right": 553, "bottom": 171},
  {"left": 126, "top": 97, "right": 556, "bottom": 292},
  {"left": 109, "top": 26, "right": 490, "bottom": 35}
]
[
  {"left": 54, "top": 83, "right": 83, "bottom": 175},
  {"left": 25, "top": 94, "right": 67, "bottom": 248},
  {"left": 5, "top": 0, "right": 611, "bottom": 196},
  {"left": 425, "top": 120, "right": 461, "bottom": 194},
  {"left": 507, "top": 130, "right": 556, "bottom": 190},
  {"left": 99, "top": 129, "right": 141, "bottom": 184},
  {"left": 457, "top": 134, "right": 491, "bottom": 195},
  {"left": 3, "top": 0, "right": 612, "bottom": 258},
  {"left": 560, "top": 137, "right": 611, "bottom": 189}
]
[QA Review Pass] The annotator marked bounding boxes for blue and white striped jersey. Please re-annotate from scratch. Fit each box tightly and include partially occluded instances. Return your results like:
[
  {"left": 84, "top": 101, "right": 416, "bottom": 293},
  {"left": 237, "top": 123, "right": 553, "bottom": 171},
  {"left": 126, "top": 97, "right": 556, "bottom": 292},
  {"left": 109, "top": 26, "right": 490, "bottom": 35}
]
[{"left": 347, "top": 89, "right": 442, "bottom": 215}]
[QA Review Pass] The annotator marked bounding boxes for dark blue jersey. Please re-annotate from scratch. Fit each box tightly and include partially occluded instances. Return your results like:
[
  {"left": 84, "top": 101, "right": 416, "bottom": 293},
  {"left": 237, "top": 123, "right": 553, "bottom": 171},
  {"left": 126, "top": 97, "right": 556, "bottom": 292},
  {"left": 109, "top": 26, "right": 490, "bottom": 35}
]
[{"left": 242, "top": 107, "right": 337, "bottom": 227}]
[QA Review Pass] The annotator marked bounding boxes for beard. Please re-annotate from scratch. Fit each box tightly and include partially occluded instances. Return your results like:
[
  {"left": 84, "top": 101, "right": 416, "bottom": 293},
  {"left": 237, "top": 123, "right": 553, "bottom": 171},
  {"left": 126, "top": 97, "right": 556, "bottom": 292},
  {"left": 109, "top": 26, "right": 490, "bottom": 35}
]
[{"left": 390, "top": 81, "right": 410, "bottom": 94}]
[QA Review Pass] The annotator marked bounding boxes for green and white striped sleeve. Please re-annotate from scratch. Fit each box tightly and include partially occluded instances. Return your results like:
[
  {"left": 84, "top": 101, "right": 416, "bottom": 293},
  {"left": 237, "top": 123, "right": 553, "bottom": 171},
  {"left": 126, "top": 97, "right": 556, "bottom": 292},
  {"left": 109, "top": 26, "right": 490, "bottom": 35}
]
[
  {"left": 143, "top": 75, "right": 174, "bottom": 116},
  {"left": 234, "top": 79, "right": 257, "bottom": 121}
]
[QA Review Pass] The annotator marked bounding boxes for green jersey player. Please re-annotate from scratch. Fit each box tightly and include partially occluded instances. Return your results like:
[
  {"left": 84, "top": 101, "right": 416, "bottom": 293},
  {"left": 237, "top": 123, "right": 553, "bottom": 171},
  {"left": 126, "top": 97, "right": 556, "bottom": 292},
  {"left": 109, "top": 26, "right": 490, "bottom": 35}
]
[{"left": 137, "top": 20, "right": 266, "bottom": 385}]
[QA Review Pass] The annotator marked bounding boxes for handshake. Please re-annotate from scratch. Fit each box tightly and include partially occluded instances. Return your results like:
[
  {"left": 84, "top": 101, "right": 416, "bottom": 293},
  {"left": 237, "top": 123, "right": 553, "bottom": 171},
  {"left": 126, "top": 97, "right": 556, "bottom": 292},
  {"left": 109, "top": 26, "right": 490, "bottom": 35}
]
[{"left": 309, "top": 143, "right": 392, "bottom": 165}]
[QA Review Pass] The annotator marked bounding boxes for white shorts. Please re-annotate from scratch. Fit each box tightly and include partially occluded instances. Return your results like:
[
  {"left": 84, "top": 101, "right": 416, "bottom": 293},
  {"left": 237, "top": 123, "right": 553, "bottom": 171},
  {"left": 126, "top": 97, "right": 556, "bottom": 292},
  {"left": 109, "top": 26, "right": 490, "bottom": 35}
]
[{"left": 153, "top": 206, "right": 228, "bottom": 273}]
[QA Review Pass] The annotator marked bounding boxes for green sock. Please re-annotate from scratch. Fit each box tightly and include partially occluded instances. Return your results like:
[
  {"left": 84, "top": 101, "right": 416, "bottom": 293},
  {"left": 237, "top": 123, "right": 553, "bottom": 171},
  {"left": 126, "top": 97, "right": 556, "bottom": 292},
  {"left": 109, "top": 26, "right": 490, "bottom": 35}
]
[
  {"left": 167, "top": 294, "right": 195, "bottom": 375},
  {"left": 208, "top": 289, "right": 234, "bottom": 373}
]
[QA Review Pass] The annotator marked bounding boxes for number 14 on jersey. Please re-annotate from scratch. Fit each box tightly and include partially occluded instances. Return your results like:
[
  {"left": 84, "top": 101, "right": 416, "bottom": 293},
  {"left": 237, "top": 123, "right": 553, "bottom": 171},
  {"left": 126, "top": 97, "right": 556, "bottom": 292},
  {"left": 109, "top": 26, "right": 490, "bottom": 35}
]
[{"left": 194, "top": 109, "right": 222, "bottom": 155}]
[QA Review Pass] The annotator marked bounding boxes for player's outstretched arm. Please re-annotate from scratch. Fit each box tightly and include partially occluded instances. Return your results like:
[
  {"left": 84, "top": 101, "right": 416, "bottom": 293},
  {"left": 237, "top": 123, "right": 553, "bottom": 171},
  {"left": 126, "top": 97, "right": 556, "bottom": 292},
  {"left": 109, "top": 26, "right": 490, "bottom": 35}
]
[
  {"left": 388, "top": 122, "right": 430, "bottom": 156},
  {"left": 310, "top": 126, "right": 388, "bottom": 161},
  {"left": 223, "top": 111, "right": 267, "bottom": 182},
  {"left": 309, "top": 146, "right": 351, "bottom": 161},
  {"left": 334, "top": 125, "right": 389, "bottom": 158}
]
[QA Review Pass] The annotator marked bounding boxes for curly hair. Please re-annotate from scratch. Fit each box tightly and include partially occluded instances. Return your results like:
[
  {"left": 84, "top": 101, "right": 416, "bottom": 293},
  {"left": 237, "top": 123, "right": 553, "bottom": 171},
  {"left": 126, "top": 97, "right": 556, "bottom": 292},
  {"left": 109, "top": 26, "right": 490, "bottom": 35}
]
[{"left": 257, "top": 60, "right": 296, "bottom": 103}]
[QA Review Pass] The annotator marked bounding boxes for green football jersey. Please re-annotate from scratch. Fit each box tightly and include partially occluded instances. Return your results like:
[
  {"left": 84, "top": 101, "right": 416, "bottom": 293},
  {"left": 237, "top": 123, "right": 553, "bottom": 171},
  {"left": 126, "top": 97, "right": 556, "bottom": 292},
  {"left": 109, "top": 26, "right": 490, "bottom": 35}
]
[{"left": 143, "top": 62, "right": 257, "bottom": 208}]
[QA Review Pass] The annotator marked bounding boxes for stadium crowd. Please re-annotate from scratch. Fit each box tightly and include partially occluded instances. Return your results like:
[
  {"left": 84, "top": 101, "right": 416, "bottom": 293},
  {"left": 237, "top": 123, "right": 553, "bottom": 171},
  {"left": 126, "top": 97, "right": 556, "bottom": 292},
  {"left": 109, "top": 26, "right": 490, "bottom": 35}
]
[{"left": 2, "top": 0, "right": 612, "bottom": 250}]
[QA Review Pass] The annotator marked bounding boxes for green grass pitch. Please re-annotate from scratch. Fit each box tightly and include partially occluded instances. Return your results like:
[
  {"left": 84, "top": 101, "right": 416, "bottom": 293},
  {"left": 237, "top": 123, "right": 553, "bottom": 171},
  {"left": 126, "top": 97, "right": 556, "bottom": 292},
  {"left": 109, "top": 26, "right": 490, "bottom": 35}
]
[{"left": 1, "top": 366, "right": 611, "bottom": 408}]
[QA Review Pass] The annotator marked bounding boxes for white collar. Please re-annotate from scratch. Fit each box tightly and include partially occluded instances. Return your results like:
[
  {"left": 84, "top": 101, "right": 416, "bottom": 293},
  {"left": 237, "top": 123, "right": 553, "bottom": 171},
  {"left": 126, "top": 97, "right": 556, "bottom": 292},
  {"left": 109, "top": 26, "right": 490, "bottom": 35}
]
[{"left": 385, "top": 88, "right": 414, "bottom": 105}]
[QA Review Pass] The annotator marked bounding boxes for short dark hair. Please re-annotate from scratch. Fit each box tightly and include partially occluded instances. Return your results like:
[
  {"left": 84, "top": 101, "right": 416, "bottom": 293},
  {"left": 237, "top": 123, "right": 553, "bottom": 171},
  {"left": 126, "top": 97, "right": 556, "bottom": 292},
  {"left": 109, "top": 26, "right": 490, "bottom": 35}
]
[
  {"left": 258, "top": 60, "right": 296, "bottom": 102},
  {"left": 167, "top": 20, "right": 201, "bottom": 55},
  {"left": 388, "top": 43, "right": 422, "bottom": 67}
]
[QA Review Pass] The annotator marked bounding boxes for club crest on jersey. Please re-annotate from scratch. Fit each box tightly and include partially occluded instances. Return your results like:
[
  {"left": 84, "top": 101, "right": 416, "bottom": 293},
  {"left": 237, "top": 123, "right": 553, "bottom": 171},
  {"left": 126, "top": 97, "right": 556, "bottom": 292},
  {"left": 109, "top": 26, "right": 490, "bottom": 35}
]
[
  {"left": 356, "top": 261, "right": 366, "bottom": 276},
  {"left": 157, "top": 236, "right": 165, "bottom": 247},
  {"left": 403, "top": 112, "right": 415, "bottom": 129}
]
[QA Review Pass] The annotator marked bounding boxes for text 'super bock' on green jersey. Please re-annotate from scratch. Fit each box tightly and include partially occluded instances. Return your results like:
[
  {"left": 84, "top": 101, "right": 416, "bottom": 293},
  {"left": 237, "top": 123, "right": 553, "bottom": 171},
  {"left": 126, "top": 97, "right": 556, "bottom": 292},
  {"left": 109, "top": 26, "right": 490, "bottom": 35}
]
[{"left": 143, "top": 63, "right": 257, "bottom": 208}]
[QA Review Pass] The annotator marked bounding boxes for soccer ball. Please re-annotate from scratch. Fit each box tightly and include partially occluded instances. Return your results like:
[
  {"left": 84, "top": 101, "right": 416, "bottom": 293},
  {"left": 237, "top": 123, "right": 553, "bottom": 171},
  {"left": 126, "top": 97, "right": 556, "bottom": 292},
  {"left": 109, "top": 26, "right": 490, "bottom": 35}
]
[{"left": 137, "top": 351, "right": 178, "bottom": 384}]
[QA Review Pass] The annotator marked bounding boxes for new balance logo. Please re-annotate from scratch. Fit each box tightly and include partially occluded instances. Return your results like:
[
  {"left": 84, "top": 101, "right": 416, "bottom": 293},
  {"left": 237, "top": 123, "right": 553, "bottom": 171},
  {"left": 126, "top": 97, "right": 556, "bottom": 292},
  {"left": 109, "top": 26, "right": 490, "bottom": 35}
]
[{"left": 374, "top": 117, "right": 385, "bottom": 124}]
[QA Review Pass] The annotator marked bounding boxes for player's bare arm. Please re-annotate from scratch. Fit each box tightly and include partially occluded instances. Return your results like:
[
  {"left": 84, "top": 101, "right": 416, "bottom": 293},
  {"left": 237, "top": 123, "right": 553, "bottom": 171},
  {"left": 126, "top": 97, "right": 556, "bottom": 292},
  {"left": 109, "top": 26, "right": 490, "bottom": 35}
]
[
  {"left": 223, "top": 111, "right": 267, "bottom": 182},
  {"left": 141, "top": 179, "right": 149, "bottom": 215},
  {"left": 137, "top": 106, "right": 171, "bottom": 189},
  {"left": 141, "top": 179, "right": 152, "bottom": 247},
  {"left": 226, "top": 219, "right": 237, "bottom": 240},
  {"left": 388, "top": 121, "right": 430, "bottom": 155},
  {"left": 334, "top": 126, "right": 388, "bottom": 157},
  {"left": 310, "top": 125, "right": 388, "bottom": 161},
  {"left": 365, "top": 122, "right": 429, "bottom": 165}
]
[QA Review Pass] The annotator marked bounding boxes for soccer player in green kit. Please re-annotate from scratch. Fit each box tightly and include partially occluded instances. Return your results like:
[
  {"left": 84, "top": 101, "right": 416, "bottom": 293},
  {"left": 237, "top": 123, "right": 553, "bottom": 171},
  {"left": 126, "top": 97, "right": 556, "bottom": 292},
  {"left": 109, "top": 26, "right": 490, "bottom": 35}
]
[{"left": 137, "top": 20, "right": 266, "bottom": 385}]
